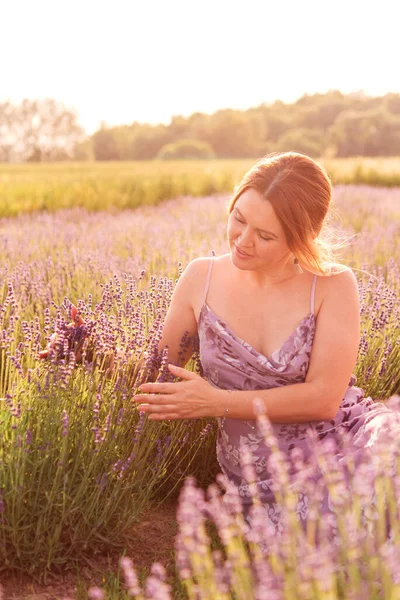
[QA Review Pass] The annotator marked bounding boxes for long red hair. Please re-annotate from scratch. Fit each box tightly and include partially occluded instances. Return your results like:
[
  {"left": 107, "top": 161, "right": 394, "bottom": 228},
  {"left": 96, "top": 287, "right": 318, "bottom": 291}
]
[{"left": 229, "top": 152, "right": 346, "bottom": 275}]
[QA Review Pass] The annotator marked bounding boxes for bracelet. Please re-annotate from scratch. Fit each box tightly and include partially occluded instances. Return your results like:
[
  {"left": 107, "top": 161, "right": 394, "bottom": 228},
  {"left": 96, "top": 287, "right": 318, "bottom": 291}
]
[{"left": 224, "top": 390, "right": 233, "bottom": 417}]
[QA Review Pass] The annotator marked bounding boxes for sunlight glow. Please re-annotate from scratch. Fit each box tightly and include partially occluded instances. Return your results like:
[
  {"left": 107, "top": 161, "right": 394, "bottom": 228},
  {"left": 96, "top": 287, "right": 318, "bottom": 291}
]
[{"left": 1, "top": 0, "right": 398, "bottom": 134}]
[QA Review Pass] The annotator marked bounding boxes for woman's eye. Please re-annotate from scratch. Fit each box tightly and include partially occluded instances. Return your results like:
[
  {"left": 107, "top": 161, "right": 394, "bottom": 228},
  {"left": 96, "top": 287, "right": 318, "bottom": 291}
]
[{"left": 233, "top": 215, "right": 271, "bottom": 240}]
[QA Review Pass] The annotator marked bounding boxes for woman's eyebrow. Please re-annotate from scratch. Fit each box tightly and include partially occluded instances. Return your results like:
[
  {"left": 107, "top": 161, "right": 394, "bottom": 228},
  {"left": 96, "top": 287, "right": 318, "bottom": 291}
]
[{"left": 234, "top": 207, "right": 278, "bottom": 238}]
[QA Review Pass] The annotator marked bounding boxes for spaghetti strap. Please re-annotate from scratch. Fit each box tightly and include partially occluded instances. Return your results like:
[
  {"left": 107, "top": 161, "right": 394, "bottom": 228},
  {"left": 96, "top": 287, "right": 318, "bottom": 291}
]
[
  {"left": 203, "top": 258, "right": 215, "bottom": 305},
  {"left": 310, "top": 274, "right": 317, "bottom": 315}
]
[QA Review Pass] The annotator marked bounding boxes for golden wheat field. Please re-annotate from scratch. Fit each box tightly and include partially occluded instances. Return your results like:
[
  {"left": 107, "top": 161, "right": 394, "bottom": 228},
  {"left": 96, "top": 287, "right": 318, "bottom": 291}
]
[{"left": 0, "top": 157, "right": 400, "bottom": 218}]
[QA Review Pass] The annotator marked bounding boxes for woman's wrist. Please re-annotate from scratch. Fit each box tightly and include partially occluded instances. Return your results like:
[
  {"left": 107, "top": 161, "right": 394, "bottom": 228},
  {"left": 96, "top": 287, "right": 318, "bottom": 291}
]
[
  {"left": 212, "top": 388, "right": 234, "bottom": 418},
  {"left": 224, "top": 390, "right": 232, "bottom": 418}
]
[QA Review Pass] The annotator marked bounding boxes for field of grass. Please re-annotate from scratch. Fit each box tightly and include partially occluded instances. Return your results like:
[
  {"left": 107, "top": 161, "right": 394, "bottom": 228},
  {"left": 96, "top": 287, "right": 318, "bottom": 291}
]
[
  {"left": 0, "top": 172, "right": 399, "bottom": 597},
  {"left": 0, "top": 157, "right": 400, "bottom": 217}
]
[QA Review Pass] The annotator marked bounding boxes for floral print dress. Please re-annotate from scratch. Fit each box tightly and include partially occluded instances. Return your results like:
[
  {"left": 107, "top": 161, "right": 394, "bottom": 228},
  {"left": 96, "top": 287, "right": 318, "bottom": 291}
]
[{"left": 198, "top": 257, "right": 400, "bottom": 531}]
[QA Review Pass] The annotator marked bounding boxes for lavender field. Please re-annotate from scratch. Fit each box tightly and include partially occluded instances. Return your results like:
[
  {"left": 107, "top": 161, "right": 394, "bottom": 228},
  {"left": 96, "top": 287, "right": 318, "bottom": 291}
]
[{"left": 0, "top": 184, "right": 400, "bottom": 598}]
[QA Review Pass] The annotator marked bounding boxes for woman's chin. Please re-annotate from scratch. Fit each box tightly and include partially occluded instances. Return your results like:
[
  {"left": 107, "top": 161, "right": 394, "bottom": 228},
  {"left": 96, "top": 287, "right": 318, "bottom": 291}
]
[{"left": 230, "top": 249, "right": 253, "bottom": 269}]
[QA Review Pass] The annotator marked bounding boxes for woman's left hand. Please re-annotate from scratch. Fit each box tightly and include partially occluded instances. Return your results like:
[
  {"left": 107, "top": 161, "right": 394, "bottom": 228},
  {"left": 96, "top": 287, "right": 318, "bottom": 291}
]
[{"left": 133, "top": 364, "right": 222, "bottom": 420}]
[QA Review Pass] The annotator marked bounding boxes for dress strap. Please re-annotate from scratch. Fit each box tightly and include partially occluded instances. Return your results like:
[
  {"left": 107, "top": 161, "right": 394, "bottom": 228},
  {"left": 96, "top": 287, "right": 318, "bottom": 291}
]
[
  {"left": 203, "top": 258, "right": 215, "bottom": 305},
  {"left": 310, "top": 274, "right": 317, "bottom": 315}
]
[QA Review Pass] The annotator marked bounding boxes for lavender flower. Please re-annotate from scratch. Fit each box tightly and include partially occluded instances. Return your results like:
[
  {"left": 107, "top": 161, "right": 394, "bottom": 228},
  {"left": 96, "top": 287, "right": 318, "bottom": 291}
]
[
  {"left": 87, "top": 587, "right": 105, "bottom": 600},
  {"left": 145, "top": 563, "right": 172, "bottom": 600},
  {"left": 120, "top": 556, "right": 143, "bottom": 596}
]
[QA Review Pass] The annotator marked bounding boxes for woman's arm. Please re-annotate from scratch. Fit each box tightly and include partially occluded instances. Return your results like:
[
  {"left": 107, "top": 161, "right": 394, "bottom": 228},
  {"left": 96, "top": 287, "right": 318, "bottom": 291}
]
[
  {"left": 129, "top": 260, "right": 208, "bottom": 386},
  {"left": 155, "top": 258, "right": 206, "bottom": 367},
  {"left": 212, "top": 268, "right": 361, "bottom": 423}
]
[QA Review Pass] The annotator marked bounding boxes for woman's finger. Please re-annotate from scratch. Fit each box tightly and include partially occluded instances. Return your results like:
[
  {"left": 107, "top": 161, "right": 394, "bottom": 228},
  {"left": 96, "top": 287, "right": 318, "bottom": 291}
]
[
  {"left": 138, "top": 382, "right": 179, "bottom": 394},
  {"left": 135, "top": 394, "right": 172, "bottom": 405},
  {"left": 167, "top": 364, "right": 200, "bottom": 380},
  {"left": 138, "top": 404, "right": 177, "bottom": 414}
]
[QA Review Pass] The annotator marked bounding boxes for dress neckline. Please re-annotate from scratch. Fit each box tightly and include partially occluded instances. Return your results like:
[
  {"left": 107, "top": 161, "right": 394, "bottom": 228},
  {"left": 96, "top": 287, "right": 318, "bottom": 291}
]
[{"left": 199, "top": 301, "right": 315, "bottom": 365}]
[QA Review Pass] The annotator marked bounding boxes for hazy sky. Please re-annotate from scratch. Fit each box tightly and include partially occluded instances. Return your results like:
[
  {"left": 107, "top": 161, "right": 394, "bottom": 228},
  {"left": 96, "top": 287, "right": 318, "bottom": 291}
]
[{"left": 1, "top": 0, "right": 398, "bottom": 134}]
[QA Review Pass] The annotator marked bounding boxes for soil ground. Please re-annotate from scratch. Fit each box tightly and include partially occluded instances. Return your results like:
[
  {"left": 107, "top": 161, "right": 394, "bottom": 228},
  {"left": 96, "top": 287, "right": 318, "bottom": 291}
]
[{"left": 1, "top": 500, "right": 179, "bottom": 600}]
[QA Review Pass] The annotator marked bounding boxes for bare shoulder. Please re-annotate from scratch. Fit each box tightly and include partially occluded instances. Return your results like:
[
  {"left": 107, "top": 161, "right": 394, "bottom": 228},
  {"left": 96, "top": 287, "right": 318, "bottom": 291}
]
[
  {"left": 179, "top": 257, "right": 213, "bottom": 305},
  {"left": 182, "top": 256, "right": 213, "bottom": 286},
  {"left": 184, "top": 256, "right": 213, "bottom": 273},
  {"left": 183, "top": 254, "right": 230, "bottom": 316},
  {"left": 321, "top": 266, "right": 358, "bottom": 298},
  {"left": 316, "top": 266, "right": 359, "bottom": 320},
  {"left": 183, "top": 254, "right": 230, "bottom": 281}
]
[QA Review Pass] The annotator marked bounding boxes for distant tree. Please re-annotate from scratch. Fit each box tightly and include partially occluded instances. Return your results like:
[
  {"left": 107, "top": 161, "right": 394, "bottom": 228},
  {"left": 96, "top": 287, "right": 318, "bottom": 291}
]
[
  {"left": 0, "top": 99, "right": 84, "bottom": 162},
  {"left": 258, "top": 100, "right": 294, "bottom": 142},
  {"left": 156, "top": 139, "right": 215, "bottom": 160},
  {"left": 92, "top": 123, "right": 120, "bottom": 160},
  {"left": 207, "top": 109, "right": 260, "bottom": 157},
  {"left": 87, "top": 92, "right": 400, "bottom": 160},
  {"left": 0, "top": 146, "right": 11, "bottom": 162},
  {"left": 26, "top": 146, "right": 43, "bottom": 162},
  {"left": 383, "top": 93, "right": 400, "bottom": 116},
  {"left": 293, "top": 91, "right": 348, "bottom": 130},
  {"left": 0, "top": 101, "right": 14, "bottom": 162},
  {"left": 74, "top": 138, "right": 95, "bottom": 161},
  {"left": 186, "top": 112, "right": 210, "bottom": 142},
  {"left": 276, "top": 128, "right": 324, "bottom": 157},
  {"left": 10, "top": 90, "right": 394, "bottom": 163},
  {"left": 129, "top": 124, "right": 171, "bottom": 159},
  {"left": 109, "top": 125, "right": 135, "bottom": 160},
  {"left": 328, "top": 108, "right": 400, "bottom": 156},
  {"left": 168, "top": 115, "right": 190, "bottom": 140}
]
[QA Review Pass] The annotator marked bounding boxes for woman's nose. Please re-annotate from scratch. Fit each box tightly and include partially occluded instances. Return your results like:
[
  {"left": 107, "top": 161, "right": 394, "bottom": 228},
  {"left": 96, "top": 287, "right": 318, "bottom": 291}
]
[{"left": 238, "top": 227, "right": 254, "bottom": 246}]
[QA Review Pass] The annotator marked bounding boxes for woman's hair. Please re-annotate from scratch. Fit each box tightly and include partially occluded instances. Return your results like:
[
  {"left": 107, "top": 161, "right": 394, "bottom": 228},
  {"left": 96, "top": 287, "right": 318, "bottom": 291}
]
[{"left": 228, "top": 152, "right": 350, "bottom": 276}]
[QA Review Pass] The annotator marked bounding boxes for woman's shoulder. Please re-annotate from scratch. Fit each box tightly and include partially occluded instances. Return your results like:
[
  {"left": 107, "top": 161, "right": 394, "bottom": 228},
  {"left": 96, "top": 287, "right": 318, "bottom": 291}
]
[
  {"left": 183, "top": 256, "right": 211, "bottom": 281},
  {"left": 183, "top": 255, "right": 231, "bottom": 310},
  {"left": 317, "top": 264, "right": 359, "bottom": 307},
  {"left": 320, "top": 264, "right": 357, "bottom": 286},
  {"left": 180, "top": 256, "right": 213, "bottom": 295},
  {"left": 184, "top": 253, "right": 230, "bottom": 277}
]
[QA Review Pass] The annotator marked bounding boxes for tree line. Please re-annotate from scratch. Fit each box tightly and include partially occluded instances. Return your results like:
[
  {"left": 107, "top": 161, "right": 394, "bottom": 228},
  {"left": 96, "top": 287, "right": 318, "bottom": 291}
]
[{"left": 1, "top": 91, "right": 400, "bottom": 162}]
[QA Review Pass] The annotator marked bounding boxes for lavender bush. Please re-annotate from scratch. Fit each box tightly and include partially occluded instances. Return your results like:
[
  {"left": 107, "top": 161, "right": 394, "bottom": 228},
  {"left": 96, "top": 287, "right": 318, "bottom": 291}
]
[
  {"left": 172, "top": 412, "right": 400, "bottom": 599},
  {"left": 0, "top": 280, "right": 217, "bottom": 572},
  {"left": 0, "top": 185, "right": 399, "bottom": 578},
  {"left": 88, "top": 399, "right": 400, "bottom": 599}
]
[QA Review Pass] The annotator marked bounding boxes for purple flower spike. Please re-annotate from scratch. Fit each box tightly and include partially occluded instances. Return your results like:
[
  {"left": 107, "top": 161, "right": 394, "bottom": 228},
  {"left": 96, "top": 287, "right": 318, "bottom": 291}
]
[
  {"left": 120, "top": 556, "right": 143, "bottom": 596},
  {"left": 145, "top": 562, "right": 172, "bottom": 600},
  {"left": 87, "top": 587, "right": 105, "bottom": 600}
]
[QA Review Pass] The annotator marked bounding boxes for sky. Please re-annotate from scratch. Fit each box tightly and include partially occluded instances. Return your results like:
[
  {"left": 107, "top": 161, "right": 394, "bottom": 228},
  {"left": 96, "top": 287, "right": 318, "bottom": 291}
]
[{"left": 1, "top": 0, "right": 399, "bottom": 135}]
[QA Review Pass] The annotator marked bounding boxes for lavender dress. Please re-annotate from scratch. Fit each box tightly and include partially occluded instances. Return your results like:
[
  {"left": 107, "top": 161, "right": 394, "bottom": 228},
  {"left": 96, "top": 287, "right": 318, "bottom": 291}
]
[{"left": 198, "top": 257, "right": 400, "bottom": 530}]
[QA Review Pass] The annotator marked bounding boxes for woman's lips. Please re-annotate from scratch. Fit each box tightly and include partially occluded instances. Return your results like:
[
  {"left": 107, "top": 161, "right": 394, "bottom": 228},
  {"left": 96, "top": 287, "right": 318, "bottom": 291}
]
[{"left": 235, "top": 246, "right": 253, "bottom": 259}]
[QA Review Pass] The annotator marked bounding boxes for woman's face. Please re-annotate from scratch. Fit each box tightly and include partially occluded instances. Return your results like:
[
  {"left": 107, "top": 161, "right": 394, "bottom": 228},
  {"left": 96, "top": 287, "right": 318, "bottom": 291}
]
[{"left": 227, "top": 188, "right": 292, "bottom": 271}]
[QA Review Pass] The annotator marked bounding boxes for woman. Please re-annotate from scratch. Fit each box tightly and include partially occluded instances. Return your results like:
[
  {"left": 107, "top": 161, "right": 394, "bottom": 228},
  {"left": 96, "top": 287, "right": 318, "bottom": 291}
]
[{"left": 134, "top": 152, "right": 400, "bottom": 530}]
